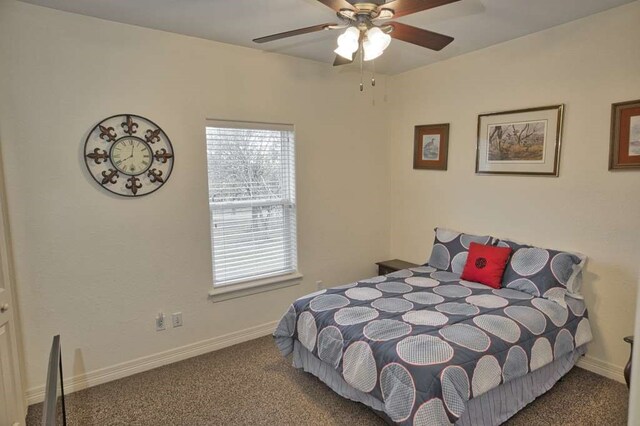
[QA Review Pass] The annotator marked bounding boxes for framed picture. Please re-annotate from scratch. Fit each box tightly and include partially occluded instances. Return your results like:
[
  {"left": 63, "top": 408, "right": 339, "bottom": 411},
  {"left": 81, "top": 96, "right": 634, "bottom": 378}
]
[
  {"left": 476, "top": 105, "right": 564, "bottom": 176},
  {"left": 610, "top": 99, "right": 640, "bottom": 170},
  {"left": 414, "top": 123, "right": 449, "bottom": 170}
]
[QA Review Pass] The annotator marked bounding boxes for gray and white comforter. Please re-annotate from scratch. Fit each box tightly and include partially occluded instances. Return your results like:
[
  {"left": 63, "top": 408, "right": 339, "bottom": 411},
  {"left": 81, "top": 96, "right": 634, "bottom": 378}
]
[{"left": 274, "top": 266, "right": 593, "bottom": 425}]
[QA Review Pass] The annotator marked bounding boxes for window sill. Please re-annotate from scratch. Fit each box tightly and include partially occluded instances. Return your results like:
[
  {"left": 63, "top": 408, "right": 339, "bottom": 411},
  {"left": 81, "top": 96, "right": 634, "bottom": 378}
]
[{"left": 208, "top": 272, "right": 303, "bottom": 303}]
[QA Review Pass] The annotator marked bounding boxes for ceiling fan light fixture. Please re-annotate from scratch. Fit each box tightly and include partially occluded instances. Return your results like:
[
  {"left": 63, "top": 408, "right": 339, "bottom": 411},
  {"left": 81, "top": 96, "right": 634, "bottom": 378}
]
[
  {"left": 363, "top": 27, "right": 391, "bottom": 61},
  {"left": 363, "top": 40, "right": 383, "bottom": 61},
  {"left": 366, "top": 27, "right": 391, "bottom": 51},
  {"left": 334, "top": 45, "right": 355, "bottom": 60},
  {"left": 334, "top": 26, "right": 360, "bottom": 59}
]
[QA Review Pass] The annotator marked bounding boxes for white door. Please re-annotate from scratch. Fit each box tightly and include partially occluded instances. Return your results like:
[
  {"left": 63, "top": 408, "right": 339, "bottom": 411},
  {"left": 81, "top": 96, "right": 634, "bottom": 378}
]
[{"left": 0, "top": 147, "right": 25, "bottom": 425}]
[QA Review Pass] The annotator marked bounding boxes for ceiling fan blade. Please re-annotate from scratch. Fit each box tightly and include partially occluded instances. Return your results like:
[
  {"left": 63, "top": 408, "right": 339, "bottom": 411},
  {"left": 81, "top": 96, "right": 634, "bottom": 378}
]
[
  {"left": 381, "top": 0, "right": 461, "bottom": 18},
  {"left": 316, "top": 0, "right": 356, "bottom": 13},
  {"left": 387, "top": 22, "right": 454, "bottom": 51},
  {"left": 333, "top": 55, "right": 353, "bottom": 66},
  {"left": 253, "top": 23, "right": 337, "bottom": 43},
  {"left": 333, "top": 45, "right": 361, "bottom": 66}
]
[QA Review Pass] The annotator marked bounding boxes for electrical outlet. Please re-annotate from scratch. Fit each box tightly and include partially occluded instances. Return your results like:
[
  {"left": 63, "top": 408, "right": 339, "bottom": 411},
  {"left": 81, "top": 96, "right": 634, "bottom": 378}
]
[
  {"left": 156, "top": 313, "right": 166, "bottom": 331},
  {"left": 172, "top": 312, "right": 183, "bottom": 328},
  {"left": 316, "top": 280, "right": 323, "bottom": 290}
]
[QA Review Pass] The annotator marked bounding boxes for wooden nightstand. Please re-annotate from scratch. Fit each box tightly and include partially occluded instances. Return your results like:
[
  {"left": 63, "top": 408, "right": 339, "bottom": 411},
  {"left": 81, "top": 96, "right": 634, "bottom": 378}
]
[{"left": 376, "top": 259, "right": 420, "bottom": 276}]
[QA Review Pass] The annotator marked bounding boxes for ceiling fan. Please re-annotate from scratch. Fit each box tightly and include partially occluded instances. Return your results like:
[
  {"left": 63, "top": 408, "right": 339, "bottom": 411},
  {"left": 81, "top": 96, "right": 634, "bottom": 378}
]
[{"left": 253, "top": 0, "right": 460, "bottom": 67}]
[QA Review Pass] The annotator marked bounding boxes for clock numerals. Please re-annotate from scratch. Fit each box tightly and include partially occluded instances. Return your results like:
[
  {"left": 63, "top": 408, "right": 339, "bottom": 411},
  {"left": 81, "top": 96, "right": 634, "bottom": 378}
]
[{"left": 109, "top": 137, "right": 153, "bottom": 176}]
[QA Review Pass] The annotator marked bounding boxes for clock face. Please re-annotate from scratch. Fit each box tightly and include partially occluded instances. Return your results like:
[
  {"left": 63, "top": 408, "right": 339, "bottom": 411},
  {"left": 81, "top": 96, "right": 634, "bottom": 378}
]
[
  {"left": 111, "top": 137, "right": 152, "bottom": 175},
  {"left": 84, "top": 114, "right": 174, "bottom": 197}
]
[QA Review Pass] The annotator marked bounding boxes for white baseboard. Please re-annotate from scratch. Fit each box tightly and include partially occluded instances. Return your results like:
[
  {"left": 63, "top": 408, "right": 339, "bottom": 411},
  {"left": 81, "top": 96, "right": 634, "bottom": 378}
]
[
  {"left": 577, "top": 354, "right": 626, "bottom": 384},
  {"left": 25, "top": 322, "right": 625, "bottom": 405},
  {"left": 26, "top": 320, "right": 278, "bottom": 405}
]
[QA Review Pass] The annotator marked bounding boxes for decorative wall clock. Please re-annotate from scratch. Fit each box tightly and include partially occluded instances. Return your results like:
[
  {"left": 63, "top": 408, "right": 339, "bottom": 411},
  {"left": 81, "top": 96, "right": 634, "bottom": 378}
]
[{"left": 84, "top": 114, "right": 174, "bottom": 197}]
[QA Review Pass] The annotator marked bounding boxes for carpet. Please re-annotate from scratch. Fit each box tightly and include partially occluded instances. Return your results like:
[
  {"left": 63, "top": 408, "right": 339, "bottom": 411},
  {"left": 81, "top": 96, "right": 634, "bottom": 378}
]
[{"left": 26, "top": 335, "right": 628, "bottom": 425}]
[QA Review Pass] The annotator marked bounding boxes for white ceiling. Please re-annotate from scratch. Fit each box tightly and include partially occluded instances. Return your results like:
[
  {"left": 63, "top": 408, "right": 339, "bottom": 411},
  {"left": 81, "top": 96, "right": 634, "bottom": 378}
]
[{"left": 18, "top": 0, "right": 635, "bottom": 74}]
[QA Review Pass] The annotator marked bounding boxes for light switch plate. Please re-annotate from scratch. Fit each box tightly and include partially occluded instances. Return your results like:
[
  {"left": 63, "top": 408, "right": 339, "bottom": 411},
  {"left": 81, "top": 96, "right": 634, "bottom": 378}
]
[{"left": 172, "top": 312, "right": 183, "bottom": 328}]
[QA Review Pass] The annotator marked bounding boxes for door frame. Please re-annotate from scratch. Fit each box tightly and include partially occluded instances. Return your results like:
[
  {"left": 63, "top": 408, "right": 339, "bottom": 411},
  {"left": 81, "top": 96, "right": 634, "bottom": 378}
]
[{"left": 0, "top": 141, "right": 27, "bottom": 421}]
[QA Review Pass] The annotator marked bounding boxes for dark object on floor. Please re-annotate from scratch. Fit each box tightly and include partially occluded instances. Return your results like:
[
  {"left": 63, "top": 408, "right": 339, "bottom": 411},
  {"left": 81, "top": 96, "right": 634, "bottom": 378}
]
[
  {"left": 42, "top": 335, "right": 67, "bottom": 426},
  {"left": 625, "top": 335, "right": 634, "bottom": 388},
  {"left": 26, "top": 336, "right": 628, "bottom": 425}
]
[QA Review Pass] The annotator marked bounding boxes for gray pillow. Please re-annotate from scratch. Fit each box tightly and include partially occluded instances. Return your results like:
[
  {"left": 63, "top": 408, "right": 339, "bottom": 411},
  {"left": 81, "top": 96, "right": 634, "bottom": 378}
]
[
  {"left": 497, "top": 239, "right": 586, "bottom": 306},
  {"left": 427, "top": 228, "right": 492, "bottom": 273}
]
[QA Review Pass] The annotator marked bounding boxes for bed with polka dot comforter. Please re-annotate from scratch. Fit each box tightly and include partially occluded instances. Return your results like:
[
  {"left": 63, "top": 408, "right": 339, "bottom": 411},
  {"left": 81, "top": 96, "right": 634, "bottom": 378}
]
[{"left": 273, "top": 266, "right": 592, "bottom": 425}]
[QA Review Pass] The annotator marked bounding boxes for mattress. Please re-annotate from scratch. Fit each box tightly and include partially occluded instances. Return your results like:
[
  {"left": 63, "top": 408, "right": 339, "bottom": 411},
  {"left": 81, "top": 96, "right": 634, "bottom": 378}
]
[{"left": 274, "top": 266, "right": 593, "bottom": 425}]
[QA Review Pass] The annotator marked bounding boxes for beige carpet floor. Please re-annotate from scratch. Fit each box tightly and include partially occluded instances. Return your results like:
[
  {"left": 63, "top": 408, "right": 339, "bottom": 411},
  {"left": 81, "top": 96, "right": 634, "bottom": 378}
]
[{"left": 27, "top": 336, "right": 628, "bottom": 425}]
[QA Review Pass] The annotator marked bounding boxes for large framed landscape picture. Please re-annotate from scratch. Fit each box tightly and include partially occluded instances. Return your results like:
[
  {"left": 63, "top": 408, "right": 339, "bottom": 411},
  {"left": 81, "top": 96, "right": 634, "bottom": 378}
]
[
  {"left": 414, "top": 123, "right": 449, "bottom": 170},
  {"left": 610, "top": 99, "right": 640, "bottom": 170},
  {"left": 476, "top": 105, "right": 564, "bottom": 176}
]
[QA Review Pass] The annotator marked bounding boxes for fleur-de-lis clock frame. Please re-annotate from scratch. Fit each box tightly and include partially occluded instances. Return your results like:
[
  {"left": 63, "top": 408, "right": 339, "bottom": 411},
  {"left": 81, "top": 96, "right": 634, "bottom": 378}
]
[{"left": 84, "top": 114, "right": 174, "bottom": 197}]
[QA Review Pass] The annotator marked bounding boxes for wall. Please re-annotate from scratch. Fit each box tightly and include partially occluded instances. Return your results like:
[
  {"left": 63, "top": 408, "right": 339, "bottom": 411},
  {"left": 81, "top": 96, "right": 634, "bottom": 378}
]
[
  {"left": 0, "top": 0, "right": 390, "bottom": 398},
  {"left": 387, "top": 1, "right": 640, "bottom": 380}
]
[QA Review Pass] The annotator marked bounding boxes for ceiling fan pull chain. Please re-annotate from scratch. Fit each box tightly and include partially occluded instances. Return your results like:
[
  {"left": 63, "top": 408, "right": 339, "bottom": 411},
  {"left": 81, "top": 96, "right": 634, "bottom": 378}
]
[
  {"left": 359, "top": 44, "right": 364, "bottom": 92},
  {"left": 371, "top": 59, "right": 376, "bottom": 87}
]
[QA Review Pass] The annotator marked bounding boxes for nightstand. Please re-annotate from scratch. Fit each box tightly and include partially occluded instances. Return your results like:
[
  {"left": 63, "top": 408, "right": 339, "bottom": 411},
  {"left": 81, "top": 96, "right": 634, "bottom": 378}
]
[{"left": 376, "top": 259, "right": 420, "bottom": 276}]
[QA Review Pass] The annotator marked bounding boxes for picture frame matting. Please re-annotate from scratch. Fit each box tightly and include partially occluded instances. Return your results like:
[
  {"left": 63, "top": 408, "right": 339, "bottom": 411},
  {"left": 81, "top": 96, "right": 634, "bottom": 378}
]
[
  {"left": 414, "top": 123, "right": 449, "bottom": 170},
  {"left": 476, "top": 104, "right": 564, "bottom": 176}
]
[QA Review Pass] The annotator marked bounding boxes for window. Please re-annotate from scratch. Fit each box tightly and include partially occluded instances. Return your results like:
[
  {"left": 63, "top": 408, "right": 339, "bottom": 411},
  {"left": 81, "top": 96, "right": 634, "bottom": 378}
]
[{"left": 206, "top": 121, "right": 298, "bottom": 288}]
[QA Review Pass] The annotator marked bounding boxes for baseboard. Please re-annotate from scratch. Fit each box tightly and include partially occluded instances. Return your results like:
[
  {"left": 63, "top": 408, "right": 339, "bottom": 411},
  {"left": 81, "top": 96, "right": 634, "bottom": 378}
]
[
  {"left": 25, "top": 323, "right": 625, "bottom": 405},
  {"left": 26, "top": 320, "right": 278, "bottom": 405},
  {"left": 577, "top": 354, "right": 626, "bottom": 384}
]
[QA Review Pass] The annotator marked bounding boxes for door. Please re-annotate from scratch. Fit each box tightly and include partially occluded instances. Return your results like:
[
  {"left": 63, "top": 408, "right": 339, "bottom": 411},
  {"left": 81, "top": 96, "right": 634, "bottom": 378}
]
[{"left": 0, "top": 146, "right": 25, "bottom": 425}]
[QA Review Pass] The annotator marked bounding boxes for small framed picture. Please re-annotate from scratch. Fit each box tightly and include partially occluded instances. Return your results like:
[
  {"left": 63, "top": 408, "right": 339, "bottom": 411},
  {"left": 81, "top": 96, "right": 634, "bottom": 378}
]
[
  {"left": 610, "top": 99, "right": 640, "bottom": 170},
  {"left": 414, "top": 123, "right": 449, "bottom": 170},
  {"left": 476, "top": 105, "right": 564, "bottom": 176}
]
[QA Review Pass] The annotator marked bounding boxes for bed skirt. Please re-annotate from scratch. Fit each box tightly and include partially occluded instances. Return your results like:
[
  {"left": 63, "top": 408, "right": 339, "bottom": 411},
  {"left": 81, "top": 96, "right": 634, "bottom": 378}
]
[{"left": 291, "top": 340, "right": 586, "bottom": 425}]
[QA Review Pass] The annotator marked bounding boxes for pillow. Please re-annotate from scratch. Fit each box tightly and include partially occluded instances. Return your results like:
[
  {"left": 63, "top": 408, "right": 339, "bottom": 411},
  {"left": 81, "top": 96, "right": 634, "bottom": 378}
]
[
  {"left": 427, "top": 228, "right": 493, "bottom": 273},
  {"left": 461, "top": 242, "right": 512, "bottom": 289},
  {"left": 497, "top": 239, "right": 587, "bottom": 306}
]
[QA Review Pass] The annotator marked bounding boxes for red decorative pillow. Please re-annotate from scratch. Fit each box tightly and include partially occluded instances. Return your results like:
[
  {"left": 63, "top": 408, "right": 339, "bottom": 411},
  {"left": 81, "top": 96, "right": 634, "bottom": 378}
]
[{"left": 461, "top": 242, "right": 512, "bottom": 289}]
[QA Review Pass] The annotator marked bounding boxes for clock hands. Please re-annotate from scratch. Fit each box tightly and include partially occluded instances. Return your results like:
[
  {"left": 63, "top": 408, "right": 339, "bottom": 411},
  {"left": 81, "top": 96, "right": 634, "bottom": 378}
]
[{"left": 118, "top": 144, "right": 135, "bottom": 164}]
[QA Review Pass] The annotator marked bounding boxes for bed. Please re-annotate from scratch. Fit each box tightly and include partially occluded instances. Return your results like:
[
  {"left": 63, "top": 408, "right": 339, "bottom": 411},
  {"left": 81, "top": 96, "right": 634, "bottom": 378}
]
[{"left": 273, "top": 229, "right": 593, "bottom": 425}]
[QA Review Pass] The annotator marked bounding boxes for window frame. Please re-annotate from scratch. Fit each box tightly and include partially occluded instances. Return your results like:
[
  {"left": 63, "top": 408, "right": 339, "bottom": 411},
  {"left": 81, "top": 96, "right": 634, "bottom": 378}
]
[{"left": 204, "top": 119, "right": 301, "bottom": 300}]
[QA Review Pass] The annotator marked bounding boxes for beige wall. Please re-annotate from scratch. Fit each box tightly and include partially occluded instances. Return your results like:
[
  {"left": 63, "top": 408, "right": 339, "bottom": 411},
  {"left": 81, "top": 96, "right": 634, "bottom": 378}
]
[
  {"left": 387, "top": 1, "right": 640, "bottom": 379},
  {"left": 0, "top": 0, "right": 390, "bottom": 396}
]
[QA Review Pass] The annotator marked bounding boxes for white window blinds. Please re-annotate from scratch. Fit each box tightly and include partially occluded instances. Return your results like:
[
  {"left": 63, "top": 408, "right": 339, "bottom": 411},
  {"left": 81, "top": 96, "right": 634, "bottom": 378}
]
[{"left": 206, "top": 121, "right": 297, "bottom": 287}]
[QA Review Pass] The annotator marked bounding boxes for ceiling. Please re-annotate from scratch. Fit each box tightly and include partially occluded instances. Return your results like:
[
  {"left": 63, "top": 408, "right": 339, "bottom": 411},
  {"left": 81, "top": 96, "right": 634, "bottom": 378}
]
[{"left": 18, "top": 0, "right": 635, "bottom": 75}]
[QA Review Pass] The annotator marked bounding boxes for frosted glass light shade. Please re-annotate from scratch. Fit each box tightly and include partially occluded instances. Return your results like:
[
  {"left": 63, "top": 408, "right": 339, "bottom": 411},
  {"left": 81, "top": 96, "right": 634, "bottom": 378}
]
[
  {"left": 363, "top": 40, "right": 384, "bottom": 61},
  {"left": 335, "top": 27, "right": 360, "bottom": 59},
  {"left": 363, "top": 27, "right": 391, "bottom": 61},
  {"left": 334, "top": 45, "right": 355, "bottom": 60}
]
